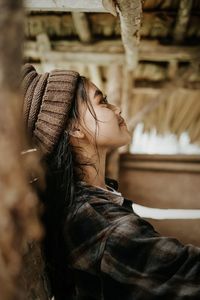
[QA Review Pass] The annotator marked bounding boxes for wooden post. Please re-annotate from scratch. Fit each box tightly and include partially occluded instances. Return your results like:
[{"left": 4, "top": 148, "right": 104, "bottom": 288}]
[
  {"left": 0, "top": 1, "right": 48, "bottom": 300},
  {"left": 106, "top": 65, "right": 122, "bottom": 180}
]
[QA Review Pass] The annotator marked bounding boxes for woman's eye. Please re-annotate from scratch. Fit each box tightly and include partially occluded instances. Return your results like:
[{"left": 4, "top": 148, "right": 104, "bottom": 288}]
[{"left": 101, "top": 96, "right": 108, "bottom": 104}]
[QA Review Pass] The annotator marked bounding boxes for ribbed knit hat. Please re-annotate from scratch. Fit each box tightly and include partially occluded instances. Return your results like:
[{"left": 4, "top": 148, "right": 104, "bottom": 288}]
[{"left": 21, "top": 64, "right": 80, "bottom": 156}]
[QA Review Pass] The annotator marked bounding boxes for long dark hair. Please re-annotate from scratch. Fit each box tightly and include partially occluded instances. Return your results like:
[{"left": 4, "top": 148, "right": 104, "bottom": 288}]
[{"left": 40, "top": 76, "right": 99, "bottom": 299}]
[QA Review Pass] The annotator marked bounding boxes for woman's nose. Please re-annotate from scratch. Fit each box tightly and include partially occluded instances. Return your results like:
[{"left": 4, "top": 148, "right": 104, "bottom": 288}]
[{"left": 114, "top": 105, "right": 122, "bottom": 116}]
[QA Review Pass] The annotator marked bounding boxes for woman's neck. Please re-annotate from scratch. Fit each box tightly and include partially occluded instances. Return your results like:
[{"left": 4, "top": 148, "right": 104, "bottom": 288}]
[{"left": 80, "top": 147, "right": 107, "bottom": 189}]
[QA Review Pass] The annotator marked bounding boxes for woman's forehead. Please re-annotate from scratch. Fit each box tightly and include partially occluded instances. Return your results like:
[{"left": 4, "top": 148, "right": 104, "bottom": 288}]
[
  {"left": 94, "top": 88, "right": 103, "bottom": 99},
  {"left": 87, "top": 80, "right": 103, "bottom": 100}
]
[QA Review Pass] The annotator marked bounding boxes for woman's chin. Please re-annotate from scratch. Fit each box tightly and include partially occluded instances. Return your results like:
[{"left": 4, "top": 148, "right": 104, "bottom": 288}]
[
  {"left": 123, "top": 130, "right": 132, "bottom": 143},
  {"left": 117, "top": 134, "right": 132, "bottom": 148}
]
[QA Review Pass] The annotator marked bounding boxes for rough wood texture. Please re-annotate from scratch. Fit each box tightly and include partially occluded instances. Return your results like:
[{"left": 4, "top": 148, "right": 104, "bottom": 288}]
[{"left": 116, "top": 0, "right": 142, "bottom": 69}]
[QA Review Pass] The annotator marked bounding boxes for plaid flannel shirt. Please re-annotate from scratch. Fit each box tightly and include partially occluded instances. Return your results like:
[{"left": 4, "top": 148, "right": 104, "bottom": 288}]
[{"left": 63, "top": 179, "right": 200, "bottom": 300}]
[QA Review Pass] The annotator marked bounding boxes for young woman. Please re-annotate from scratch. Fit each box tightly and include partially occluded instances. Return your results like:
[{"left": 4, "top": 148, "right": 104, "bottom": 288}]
[{"left": 22, "top": 64, "right": 200, "bottom": 300}]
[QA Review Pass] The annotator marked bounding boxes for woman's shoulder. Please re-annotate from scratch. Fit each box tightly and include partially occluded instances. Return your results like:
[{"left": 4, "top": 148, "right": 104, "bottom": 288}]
[
  {"left": 64, "top": 181, "right": 159, "bottom": 268},
  {"left": 67, "top": 180, "right": 140, "bottom": 229},
  {"left": 74, "top": 180, "right": 127, "bottom": 209}
]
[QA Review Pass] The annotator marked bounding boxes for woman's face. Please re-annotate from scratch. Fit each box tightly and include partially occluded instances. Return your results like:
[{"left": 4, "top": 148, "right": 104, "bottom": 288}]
[{"left": 78, "top": 80, "right": 131, "bottom": 149}]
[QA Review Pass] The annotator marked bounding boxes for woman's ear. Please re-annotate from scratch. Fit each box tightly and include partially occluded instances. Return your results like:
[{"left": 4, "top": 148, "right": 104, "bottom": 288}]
[{"left": 68, "top": 127, "right": 85, "bottom": 139}]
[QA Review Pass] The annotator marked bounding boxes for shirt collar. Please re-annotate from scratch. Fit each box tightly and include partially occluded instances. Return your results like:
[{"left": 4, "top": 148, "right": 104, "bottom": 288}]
[{"left": 76, "top": 178, "right": 124, "bottom": 206}]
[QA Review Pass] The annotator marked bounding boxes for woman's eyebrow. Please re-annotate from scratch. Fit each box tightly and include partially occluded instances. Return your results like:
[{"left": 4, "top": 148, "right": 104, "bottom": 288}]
[{"left": 94, "top": 89, "right": 103, "bottom": 98}]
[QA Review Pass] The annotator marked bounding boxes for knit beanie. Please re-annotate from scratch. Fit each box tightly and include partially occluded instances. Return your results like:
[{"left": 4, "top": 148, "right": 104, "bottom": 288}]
[{"left": 21, "top": 64, "right": 80, "bottom": 156}]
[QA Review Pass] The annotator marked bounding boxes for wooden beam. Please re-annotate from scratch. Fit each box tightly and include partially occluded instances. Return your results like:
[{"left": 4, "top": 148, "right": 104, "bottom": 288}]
[
  {"left": 25, "top": 0, "right": 107, "bottom": 12},
  {"left": 174, "top": 0, "right": 193, "bottom": 43},
  {"left": 72, "top": 12, "right": 92, "bottom": 43},
  {"left": 116, "top": 0, "right": 142, "bottom": 69},
  {"left": 24, "top": 40, "right": 200, "bottom": 64},
  {"left": 41, "top": 51, "right": 124, "bottom": 65}
]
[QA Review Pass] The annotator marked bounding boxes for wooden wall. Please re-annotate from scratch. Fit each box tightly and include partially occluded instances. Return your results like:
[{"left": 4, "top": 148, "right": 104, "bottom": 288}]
[{"left": 119, "top": 153, "right": 200, "bottom": 246}]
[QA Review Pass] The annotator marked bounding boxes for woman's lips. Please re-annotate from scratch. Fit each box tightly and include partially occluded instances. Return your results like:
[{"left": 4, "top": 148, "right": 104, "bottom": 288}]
[{"left": 118, "top": 117, "right": 126, "bottom": 126}]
